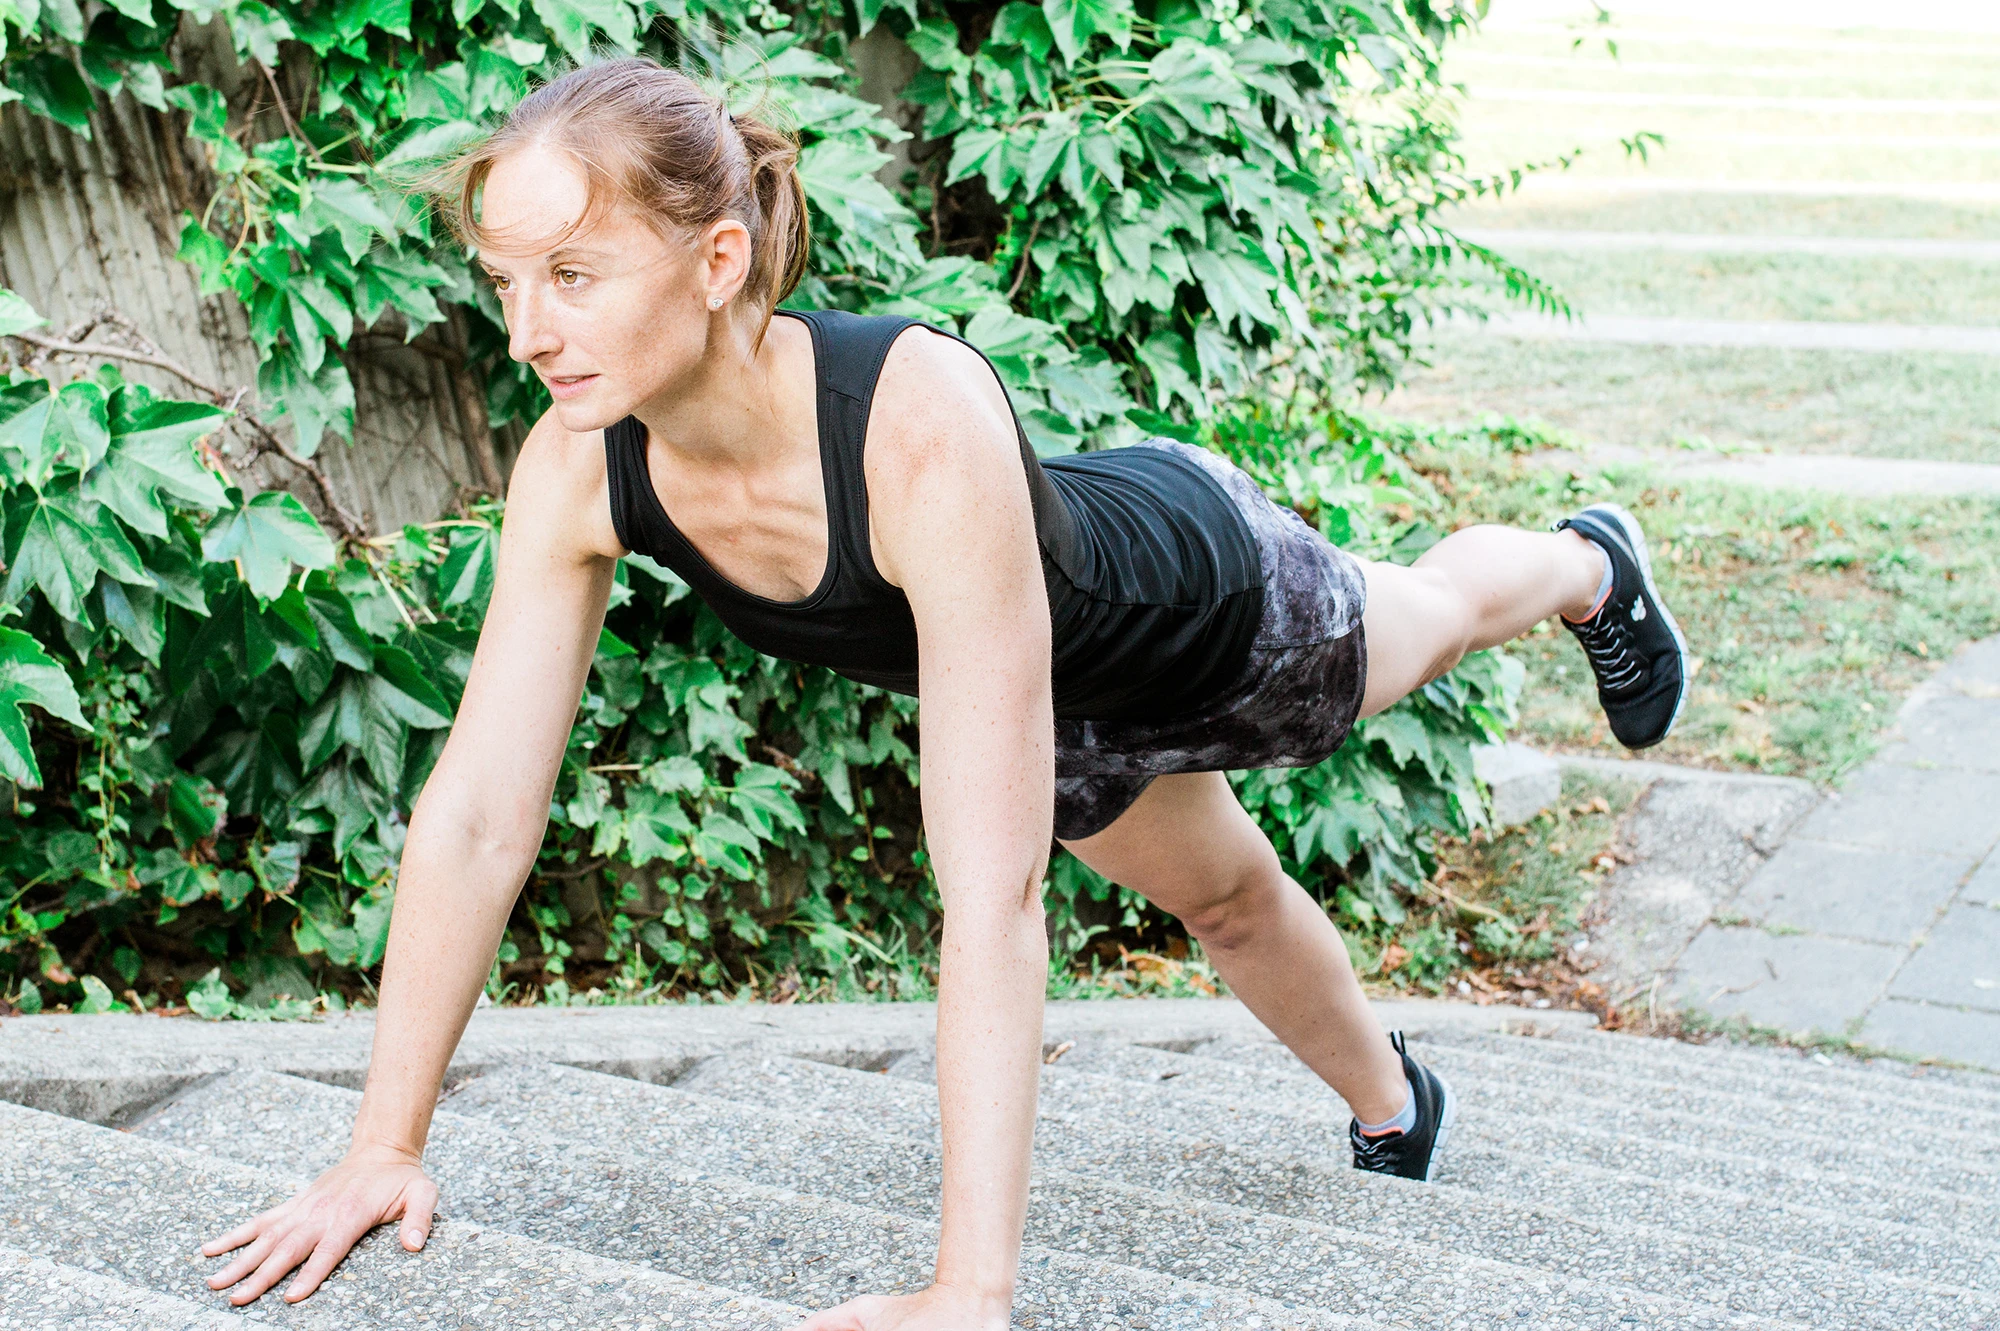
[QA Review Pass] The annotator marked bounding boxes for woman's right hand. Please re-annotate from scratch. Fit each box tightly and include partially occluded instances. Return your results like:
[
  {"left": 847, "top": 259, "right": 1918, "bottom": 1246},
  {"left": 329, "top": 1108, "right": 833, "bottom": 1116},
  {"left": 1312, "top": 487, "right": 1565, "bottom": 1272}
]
[{"left": 199, "top": 1141, "right": 440, "bottom": 1306}]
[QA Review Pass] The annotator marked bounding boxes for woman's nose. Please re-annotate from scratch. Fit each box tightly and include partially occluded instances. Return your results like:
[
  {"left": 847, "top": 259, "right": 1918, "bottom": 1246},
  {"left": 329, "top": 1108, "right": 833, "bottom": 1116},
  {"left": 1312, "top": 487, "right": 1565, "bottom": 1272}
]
[{"left": 506, "top": 291, "right": 561, "bottom": 364}]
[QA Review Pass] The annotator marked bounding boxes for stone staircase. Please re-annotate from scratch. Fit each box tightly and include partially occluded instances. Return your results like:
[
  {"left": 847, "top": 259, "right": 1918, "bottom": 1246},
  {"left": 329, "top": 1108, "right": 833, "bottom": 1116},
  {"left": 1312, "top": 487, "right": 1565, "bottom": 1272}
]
[{"left": 1, "top": 1002, "right": 1996, "bottom": 1329}]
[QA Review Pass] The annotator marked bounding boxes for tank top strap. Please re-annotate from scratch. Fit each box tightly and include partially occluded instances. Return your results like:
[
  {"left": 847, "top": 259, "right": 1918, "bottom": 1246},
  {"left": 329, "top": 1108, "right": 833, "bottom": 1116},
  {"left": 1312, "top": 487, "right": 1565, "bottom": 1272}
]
[{"left": 782, "top": 307, "right": 923, "bottom": 592}]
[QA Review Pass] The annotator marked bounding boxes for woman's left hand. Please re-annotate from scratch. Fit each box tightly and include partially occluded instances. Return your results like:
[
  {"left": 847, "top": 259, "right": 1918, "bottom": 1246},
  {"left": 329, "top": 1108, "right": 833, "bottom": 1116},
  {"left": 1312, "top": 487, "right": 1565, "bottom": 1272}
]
[{"left": 787, "top": 1283, "right": 1012, "bottom": 1331}]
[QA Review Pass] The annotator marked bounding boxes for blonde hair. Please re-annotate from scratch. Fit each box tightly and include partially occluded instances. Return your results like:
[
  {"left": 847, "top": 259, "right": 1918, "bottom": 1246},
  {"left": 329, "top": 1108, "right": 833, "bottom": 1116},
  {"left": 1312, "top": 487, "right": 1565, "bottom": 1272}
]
[{"left": 436, "top": 56, "right": 810, "bottom": 342}]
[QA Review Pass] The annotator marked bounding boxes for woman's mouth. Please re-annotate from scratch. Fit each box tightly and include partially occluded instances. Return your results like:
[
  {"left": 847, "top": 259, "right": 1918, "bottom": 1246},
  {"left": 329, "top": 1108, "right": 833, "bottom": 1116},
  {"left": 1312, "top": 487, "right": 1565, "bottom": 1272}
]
[{"left": 544, "top": 373, "right": 599, "bottom": 401}]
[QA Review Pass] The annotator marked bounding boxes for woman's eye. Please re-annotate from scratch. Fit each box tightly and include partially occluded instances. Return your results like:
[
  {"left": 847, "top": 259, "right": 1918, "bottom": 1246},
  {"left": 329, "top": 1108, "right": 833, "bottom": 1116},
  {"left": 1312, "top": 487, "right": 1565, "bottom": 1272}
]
[
  {"left": 556, "top": 269, "right": 581, "bottom": 286},
  {"left": 488, "top": 273, "right": 511, "bottom": 292}
]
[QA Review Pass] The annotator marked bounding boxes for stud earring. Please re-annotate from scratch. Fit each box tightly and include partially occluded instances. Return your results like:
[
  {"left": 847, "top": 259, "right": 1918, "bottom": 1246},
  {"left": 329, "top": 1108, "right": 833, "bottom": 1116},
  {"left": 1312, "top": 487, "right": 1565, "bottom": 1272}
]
[{"left": 709, "top": 296, "right": 722, "bottom": 308}]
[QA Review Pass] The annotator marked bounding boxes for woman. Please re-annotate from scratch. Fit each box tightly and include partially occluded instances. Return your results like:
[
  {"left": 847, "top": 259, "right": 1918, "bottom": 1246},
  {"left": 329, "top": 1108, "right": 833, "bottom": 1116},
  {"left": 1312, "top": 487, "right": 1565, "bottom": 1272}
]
[{"left": 198, "top": 57, "right": 1689, "bottom": 1331}]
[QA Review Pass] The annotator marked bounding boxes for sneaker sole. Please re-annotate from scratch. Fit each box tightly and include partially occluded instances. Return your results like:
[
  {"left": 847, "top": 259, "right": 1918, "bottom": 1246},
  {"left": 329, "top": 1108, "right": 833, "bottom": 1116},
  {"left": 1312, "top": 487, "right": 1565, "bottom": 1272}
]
[
  {"left": 1424, "top": 1069, "right": 1457, "bottom": 1182},
  {"left": 1581, "top": 501, "right": 1692, "bottom": 747}
]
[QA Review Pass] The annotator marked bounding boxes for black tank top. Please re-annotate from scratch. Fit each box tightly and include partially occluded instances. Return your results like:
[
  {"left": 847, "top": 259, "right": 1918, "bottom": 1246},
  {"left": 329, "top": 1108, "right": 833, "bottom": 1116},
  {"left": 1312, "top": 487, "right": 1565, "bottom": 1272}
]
[{"left": 603, "top": 307, "right": 1264, "bottom": 722}]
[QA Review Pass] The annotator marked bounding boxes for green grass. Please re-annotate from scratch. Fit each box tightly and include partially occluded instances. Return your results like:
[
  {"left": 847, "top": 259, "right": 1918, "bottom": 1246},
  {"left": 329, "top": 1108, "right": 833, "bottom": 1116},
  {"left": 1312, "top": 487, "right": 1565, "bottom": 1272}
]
[
  {"left": 1360, "top": 769, "right": 1644, "bottom": 1003},
  {"left": 1456, "top": 247, "right": 2000, "bottom": 327},
  {"left": 1439, "top": 191, "right": 2000, "bottom": 242},
  {"left": 1408, "top": 442, "right": 2000, "bottom": 783},
  {"left": 1378, "top": 333, "right": 2000, "bottom": 464}
]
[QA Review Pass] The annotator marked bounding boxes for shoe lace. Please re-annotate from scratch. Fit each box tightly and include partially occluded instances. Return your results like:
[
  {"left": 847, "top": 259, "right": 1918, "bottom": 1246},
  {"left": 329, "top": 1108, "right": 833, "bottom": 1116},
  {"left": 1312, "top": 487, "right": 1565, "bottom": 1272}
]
[
  {"left": 1569, "top": 608, "right": 1647, "bottom": 694},
  {"left": 1350, "top": 1124, "right": 1407, "bottom": 1172}
]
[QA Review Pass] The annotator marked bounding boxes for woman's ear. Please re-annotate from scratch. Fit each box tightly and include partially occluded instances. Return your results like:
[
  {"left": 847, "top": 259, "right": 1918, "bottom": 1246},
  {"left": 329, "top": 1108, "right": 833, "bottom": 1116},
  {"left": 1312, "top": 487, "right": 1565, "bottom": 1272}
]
[{"left": 696, "top": 218, "right": 754, "bottom": 308}]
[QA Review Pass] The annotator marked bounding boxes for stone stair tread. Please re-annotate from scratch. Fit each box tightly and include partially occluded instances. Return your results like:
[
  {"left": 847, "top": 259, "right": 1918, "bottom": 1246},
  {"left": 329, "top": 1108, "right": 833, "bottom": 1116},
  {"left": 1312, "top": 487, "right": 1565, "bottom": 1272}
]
[
  {"left": 660, "top": 1050, "right": 1998, "bottom": 1328},
  {"left": 0, "top": 1244, "right": 251, "bottom": 1330},
  {"left": 132, "top": 1069, "right": 1382, "bottom": 1331},
  {"left": 1051, "top": 1039, "right": 2000, "bottom": 1202},
  {"left": 1184, "top": 1034, "right": 2000, "bottom": 1163},
  {"left": 436, "top": 1060, "right": 1806, "bottom": 1331},
  {"left": 1463, "top": 1026, "right": 2000, "bottom": 1111},
  {"left": 0, "top": 1100, "right": 801, "bottom": 1330},
  {"left": 1405, "top": 1027, "right": 2000, "bottom": 1121}
]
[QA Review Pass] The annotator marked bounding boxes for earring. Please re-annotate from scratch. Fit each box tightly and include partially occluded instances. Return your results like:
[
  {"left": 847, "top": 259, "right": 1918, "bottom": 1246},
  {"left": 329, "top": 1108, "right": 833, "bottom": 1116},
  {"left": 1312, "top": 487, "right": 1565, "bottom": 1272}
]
[{"left": 709, "top": 296, "right": 723, "bottom": 308}]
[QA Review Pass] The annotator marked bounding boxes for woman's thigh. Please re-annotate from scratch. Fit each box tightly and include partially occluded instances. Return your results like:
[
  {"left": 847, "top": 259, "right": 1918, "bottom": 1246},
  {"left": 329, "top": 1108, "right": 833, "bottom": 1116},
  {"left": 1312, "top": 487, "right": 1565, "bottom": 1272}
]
[
  {"left": 1355, "top": 556, "right": 1469, "bottom": 719},
  {"left": 1056, "top": 771, "right": 1281, "bottom": 922}
]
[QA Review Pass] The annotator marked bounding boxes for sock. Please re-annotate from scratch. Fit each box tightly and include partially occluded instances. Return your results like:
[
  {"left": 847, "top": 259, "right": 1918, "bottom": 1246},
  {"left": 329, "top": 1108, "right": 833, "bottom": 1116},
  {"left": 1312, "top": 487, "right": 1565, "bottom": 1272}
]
[
  {"left": 1355, "top": 1078, "right": 1416, "bottom": 1138},
  {"left": 1562, "top": 543, "right": 1614, "bottom": 624}
]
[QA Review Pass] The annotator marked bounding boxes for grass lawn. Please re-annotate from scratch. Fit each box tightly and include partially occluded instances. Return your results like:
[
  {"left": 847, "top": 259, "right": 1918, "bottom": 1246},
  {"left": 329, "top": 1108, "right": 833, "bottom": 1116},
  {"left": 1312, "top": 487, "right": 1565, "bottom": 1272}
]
[
  {"left": 1376, "top": 333, "right": 2000, "bottom": 464},
  {"left": 1438, "top": 191, "right": 2000, "bottom": 242},
  {"left": 1406, "top": 439, "right": 2000, "bottom": 784},
  {"left": 1458, "top": 246, "right": 2000, "bottom": 326},
  {"left": 1355, "top": 769, "right": 1646, "bottom": 1007}
]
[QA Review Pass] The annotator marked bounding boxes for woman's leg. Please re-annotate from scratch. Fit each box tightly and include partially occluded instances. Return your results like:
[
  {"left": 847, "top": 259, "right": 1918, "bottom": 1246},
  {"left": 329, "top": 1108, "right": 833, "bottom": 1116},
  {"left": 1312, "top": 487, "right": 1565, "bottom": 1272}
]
[
  {"left": 1058, "top": 770, "right": 1410, "bottom": 1124},
  {"left": 1358, "top": 525, "right": 1607, "bottom": 717}
]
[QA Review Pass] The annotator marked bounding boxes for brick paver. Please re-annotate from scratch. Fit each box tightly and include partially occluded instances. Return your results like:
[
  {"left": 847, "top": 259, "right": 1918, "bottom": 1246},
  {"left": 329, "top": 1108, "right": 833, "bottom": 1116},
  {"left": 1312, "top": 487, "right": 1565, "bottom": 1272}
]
[{"left": 1671, "top": 634, "right": 2000, "bottom": 1068}]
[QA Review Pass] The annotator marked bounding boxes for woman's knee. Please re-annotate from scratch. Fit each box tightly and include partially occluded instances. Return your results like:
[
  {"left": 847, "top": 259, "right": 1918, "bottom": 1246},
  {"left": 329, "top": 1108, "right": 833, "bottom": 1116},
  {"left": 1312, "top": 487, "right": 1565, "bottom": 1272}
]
[{"left": 1171, "top": 842, "right": 1287, "bottom": 953}]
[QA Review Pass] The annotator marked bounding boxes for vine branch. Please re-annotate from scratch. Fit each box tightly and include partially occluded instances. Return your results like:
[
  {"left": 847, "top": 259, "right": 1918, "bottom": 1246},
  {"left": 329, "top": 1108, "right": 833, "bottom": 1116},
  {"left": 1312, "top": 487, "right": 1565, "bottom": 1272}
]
[{"left": 6, "top": 324, "right": 368, "bottom": 542}]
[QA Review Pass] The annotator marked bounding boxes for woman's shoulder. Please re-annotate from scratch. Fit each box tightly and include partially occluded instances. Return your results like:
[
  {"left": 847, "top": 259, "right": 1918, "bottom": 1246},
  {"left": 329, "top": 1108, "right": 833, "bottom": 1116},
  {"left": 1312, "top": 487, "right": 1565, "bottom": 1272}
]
[{"left": 504, "top": 407, "right": 625, "bottom": 561}]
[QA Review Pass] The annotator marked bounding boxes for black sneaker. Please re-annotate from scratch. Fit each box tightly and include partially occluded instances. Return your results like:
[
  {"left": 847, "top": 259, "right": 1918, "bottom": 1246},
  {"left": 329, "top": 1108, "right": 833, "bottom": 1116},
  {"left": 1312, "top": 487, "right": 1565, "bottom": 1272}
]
[
  {"left": 1554, "top": 502, "right": 1690, "bottom": 750},
  {"left": 1349, "top": 1031, "right": 1456, "bottom": 1182}
]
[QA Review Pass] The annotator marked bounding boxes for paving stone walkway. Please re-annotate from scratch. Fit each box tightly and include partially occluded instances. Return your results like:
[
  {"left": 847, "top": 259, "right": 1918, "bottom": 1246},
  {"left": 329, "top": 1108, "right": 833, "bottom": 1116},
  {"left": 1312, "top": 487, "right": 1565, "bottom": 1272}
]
[
  {"left": 1536, "top": 443, "right": 2000, "bottom": 498},
  {"left": 1476, "top": 310, "right": 2000, "bottom": 356},
  {"left": 1668, "top": 635, "right": 2000, "bottom": 1070},
  {"left": 1455, "top": 228, "right": 2000, "bottom": 263}
]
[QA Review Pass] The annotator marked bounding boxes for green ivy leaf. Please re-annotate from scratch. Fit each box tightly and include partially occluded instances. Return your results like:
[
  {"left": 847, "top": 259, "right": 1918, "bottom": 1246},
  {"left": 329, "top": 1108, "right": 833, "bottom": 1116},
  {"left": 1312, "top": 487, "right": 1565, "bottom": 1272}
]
[
  {"left": 2, "top": 479, "right": 151, "bottom": 621},
  {"left": 368, "top": 644, "right": 452, "bottom": 727},
  {"left": 76, "top": 974, "right": 118, "bottom": 1013},
  {"left": 528, "top": 0, "right": 636, "bottom": 61},
  {"left": 201, "top": 489, "right": 336, "bottom": 602},
  {"left": 624, "top": 787, "right": 692, "bottom": 867},
  {"left": 81, "top": 395, "right": 229, "bottom": 536},
  {"left": 0, "top": 627, "right": 86, "bottom": 788},
  {"left": 14, "top": 53, "right": 95, "bottom": 138},
  {"left": 0, "top": 288, "right": 45, "bottom": 338},
  {"left": 1040, "top": 0, "right": 1133, "bottom": 65},
  {"left": 256, "top": 346, "right": 354, "bottom": 455},
  {"left": 186, "top": 967, "right": 238, "bottom": 1020}
]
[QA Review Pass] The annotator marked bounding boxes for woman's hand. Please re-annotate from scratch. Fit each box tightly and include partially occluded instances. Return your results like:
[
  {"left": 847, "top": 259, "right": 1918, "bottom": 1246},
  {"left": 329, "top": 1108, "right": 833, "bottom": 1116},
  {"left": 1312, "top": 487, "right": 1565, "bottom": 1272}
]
[
  {"left": 789, "top": 1283, "right": 1012, "bottom": 1331},
  {"left": 198, "top": 1141, "right": 439, "bottom": 1306}
]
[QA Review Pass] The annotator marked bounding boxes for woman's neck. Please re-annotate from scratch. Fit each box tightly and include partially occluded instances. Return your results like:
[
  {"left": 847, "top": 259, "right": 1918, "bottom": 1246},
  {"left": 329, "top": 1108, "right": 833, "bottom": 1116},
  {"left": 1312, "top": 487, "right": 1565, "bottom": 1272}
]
[{"left": 627, "top": 310, "right": 815, "bottom": 477}]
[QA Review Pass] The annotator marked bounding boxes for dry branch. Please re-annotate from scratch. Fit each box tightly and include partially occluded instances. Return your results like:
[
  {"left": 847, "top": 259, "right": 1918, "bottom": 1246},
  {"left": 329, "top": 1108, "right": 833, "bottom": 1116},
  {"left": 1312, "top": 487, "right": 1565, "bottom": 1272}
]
[{"left": 5, "top": 322, "right": 368, "bottom": 541}]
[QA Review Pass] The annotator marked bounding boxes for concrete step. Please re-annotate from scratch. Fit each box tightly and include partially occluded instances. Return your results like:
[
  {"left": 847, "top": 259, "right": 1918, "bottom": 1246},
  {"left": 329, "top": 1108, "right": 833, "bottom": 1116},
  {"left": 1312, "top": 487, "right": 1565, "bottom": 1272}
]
[
  {"left": 1053, "top": 1039, "right": 2000, "bottom": 1204},
  {"left": 667, "top": 1051, "right": 2000, "bottom": 1330},
  {"left": 131, "top": 1070, "right": 1380, "bottom": 1331},
  {"left": 1410, "top": 1026, "right": 2000, "bottom": 1122},
  {"left": 0, "top": 1101, "right": 801, "bottom": 1329},
  {"left": 1186, "top": 1034, "right": 2000, "bottom": 1166},
  {"left": 434, "top": 1059, "right": 1790, "bottom": 1331},
  {"left": 0, "top": 1245, "right": 247, "bottom": 1330}
]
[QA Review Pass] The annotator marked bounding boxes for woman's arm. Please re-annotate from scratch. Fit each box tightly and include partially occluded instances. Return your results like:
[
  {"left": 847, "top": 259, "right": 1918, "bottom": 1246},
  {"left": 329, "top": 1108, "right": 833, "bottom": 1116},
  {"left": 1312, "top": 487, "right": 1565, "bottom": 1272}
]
[
  {"left": 200, "top": 411, "right": 620, "bottom": 1305},
  {"left": 348, "top": 417, "right": 617, "bottom": 1161},
  {"left": 807, "top": 332, "right": 1057, "bottom": 1327}
]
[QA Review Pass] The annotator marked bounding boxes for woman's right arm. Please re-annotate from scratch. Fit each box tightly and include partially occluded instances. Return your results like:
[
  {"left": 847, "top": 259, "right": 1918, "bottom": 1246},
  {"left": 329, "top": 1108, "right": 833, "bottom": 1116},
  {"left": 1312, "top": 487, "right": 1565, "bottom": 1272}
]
[{"left": 199, "top": 413, "right": 620, "bottom": 1306}]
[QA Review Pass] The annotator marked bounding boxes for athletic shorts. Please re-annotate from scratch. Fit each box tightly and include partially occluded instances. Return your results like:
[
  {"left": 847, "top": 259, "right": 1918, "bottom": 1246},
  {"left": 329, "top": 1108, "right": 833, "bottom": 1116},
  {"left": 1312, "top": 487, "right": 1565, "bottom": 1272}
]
[{"left": 1050, "top": 439, "right": 1370, "bottom": 841}]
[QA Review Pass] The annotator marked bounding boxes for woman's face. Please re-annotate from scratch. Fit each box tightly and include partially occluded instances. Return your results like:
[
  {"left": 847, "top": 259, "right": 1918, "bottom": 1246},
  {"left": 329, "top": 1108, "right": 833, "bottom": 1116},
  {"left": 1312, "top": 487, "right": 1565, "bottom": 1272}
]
[{"left": 477, "top": 143, "right": 744, "bottom": 433}]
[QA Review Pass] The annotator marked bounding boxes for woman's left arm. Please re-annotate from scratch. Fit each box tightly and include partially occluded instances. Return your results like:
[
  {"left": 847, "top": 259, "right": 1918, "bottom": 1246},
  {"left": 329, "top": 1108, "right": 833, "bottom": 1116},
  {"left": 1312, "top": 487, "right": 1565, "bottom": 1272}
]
[{"left": 791, "top": 333, "right": 1054, "bottom": 1331}]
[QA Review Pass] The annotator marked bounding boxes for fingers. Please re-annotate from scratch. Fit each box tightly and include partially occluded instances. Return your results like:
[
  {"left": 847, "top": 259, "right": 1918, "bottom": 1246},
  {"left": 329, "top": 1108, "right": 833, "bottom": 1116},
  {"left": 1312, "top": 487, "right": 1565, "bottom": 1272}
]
[
  {"left": 283, "top": 1215, "right": 375, "bottom": 1303},
  {"left": 399, "top": 1175, "right": 439, "bottom": 1251},
  {"left": 205, "top": 1231, "right": 277, "bottom": 1292},
  {"left": 200, "top": 1212, "right": 271, "bottom": 1258},
  {"left": 229, "top": 1232, "right": 318, "bottom": 1307}
]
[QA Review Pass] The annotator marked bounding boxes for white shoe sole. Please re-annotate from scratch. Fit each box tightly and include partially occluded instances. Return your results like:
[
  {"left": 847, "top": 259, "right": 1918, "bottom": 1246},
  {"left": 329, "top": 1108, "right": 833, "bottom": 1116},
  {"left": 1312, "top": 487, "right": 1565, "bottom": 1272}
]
[
  {"left": 1581, "top": 501, "right": 1692, "bottom": 745},
  {"left": 1423, "top": 1069, "right": 1457, "bottom": 1182}
]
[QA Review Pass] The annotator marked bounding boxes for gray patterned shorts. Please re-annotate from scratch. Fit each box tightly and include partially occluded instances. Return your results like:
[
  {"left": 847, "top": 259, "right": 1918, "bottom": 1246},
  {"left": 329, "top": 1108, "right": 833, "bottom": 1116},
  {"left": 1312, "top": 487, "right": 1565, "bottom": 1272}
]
[{"left": 1051, "top": 439, "right": 1370, "bottom": 842}]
